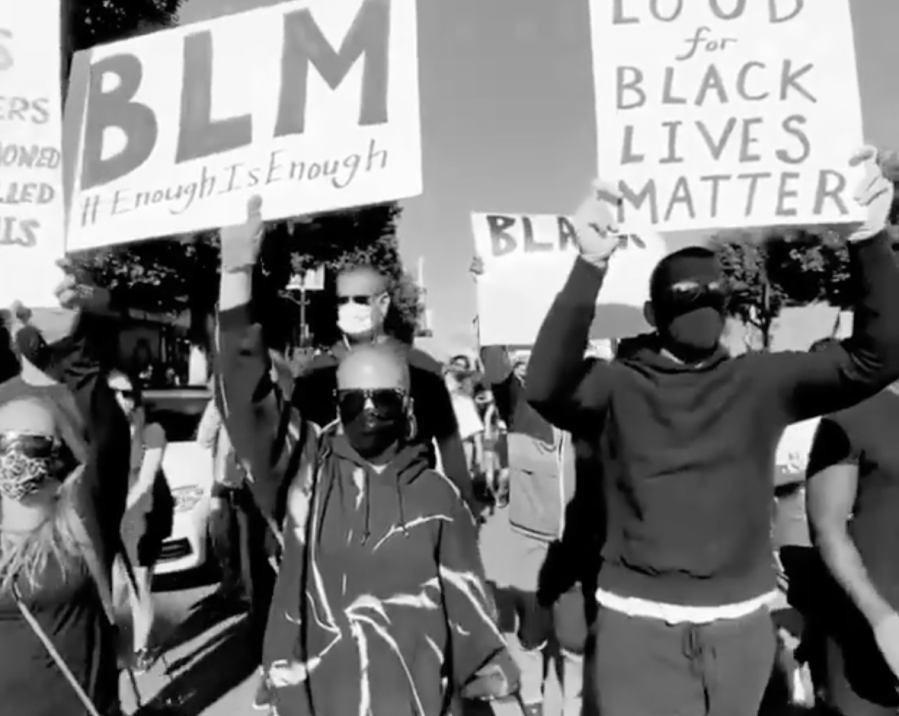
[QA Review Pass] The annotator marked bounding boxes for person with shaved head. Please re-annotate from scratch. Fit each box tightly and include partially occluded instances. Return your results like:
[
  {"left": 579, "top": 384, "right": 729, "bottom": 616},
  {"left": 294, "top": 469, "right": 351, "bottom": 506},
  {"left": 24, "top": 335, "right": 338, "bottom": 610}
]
[
  {"left": 288, "top": 260, "right": 474, "bottom": 510},
  {"left": 215, "top": 199, "right": 518, "bottom": 715}
]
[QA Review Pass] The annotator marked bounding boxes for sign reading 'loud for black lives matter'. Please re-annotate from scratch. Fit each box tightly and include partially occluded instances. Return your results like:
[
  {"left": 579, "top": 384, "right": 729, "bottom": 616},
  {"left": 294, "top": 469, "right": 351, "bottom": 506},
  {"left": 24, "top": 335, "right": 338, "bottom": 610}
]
[
  {"left": 64, "top": 0, "right": 421, "bottom": 252},
  {"left": 590, "top": 0, "right": 866, "bottom": 233}
]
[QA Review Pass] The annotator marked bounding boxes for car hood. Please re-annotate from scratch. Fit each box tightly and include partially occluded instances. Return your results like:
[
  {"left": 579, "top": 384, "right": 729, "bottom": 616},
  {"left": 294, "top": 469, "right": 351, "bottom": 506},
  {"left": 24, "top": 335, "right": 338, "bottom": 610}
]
[{"left": 163, "top": 442, "right": 214, "bottom": 491}]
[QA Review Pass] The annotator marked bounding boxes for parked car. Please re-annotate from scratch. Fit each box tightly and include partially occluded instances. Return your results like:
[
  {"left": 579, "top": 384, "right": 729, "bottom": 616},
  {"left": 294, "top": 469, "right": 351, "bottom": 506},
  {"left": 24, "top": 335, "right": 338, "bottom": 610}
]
[{"left": 143, "top": 387, "right": 215, "bottom": 575}]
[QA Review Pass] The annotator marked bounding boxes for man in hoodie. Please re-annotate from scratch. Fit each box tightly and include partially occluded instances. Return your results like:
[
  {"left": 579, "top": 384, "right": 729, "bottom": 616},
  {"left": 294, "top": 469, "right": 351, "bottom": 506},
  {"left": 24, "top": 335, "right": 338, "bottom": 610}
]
[
  {"left": 525, "top": 149, "right": 899, "bottom": 716},
  {"left": 214, "top": 197, "right": 518, "bottom": 715},
  {"left": 289, "top": 264, "right": 474, "bottom": 509}
]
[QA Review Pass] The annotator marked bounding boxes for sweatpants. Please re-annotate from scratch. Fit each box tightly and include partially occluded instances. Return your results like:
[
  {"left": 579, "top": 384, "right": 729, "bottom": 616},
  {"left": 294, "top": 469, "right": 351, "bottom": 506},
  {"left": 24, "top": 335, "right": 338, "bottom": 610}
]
[{"left": 591, "top": 606, "right": 777, "bottom": 716}]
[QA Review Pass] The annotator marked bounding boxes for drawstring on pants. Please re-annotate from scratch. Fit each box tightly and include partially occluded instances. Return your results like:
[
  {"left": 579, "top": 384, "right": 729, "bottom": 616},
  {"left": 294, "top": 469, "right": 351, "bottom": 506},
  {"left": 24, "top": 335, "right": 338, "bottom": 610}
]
[{"left": 682, "top": 623, "right": 717, "bottom": 713}]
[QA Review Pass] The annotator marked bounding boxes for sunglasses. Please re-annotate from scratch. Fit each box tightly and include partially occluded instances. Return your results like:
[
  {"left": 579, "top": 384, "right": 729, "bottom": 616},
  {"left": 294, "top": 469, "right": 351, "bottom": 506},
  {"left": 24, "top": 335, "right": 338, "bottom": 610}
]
[
  {"left": 0, "top": 432, "right": 60, "bottom": 459},
  {"left": 661, "top": 280, "right": 728, "bottom": 312},
  {"left": 337, "top": 295, "right": 373, "bottom": 307},
  {"left": 336, "top": 388, "right": 407, "bottom": 421},
  {"left": 114, "top": 389, "right": 136, "bottom": 401}
]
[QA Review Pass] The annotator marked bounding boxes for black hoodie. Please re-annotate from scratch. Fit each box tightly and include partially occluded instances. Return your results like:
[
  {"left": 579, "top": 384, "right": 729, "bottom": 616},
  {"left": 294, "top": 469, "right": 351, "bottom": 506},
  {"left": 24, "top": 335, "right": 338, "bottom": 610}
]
[{"left": 527, "top": 234, "right": 899, "bottom": 607}]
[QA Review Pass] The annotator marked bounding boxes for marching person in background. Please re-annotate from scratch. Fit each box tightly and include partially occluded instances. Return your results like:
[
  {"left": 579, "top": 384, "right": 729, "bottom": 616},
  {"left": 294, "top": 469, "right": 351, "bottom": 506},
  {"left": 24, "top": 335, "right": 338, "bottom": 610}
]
[
  {"left": 806, "top": 367, "right": 899, "bottom": 714},
  {"left": 213, "top": 197, "right": 519, "bottom": 715},
  {"left": 445, "top": 361, "right": 485, "bottom": 484},
  {"left": 197, "top": 395, "right": 249, "bottom": 605},
  {"left": 289, "top": 263, "right": 474, "bottom": 509},
  {"left": 476, "top": 384, "right": 509, "bottom": 509},
  {"left": 525, "top": 149, "right": 899, "bottom": 716},
  {"left": 0, "top": 265, "right": 131, "bottom": 716},
  {"left": 108, "top": 370, "right": 168, "bottom": 673},
  {"left": 478, "top": 341, "right": 581, "bottom": 716}
]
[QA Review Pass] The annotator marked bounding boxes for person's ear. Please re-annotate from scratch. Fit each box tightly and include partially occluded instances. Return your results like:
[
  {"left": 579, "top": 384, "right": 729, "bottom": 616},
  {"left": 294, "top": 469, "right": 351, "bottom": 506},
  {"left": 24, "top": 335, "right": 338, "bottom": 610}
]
[
  {"left": 375, "top": 292, "right": 391, "bottom": 316},
  {"left": 643, "top": 300, "right": 656, "bottom": 327}
]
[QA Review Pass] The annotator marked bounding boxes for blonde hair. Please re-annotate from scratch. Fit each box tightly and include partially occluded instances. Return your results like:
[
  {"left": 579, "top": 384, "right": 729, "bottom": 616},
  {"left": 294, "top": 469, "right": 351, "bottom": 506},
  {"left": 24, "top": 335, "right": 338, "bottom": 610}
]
[{"left": 0, "top": 464, "right": 83, "bottom": 596}]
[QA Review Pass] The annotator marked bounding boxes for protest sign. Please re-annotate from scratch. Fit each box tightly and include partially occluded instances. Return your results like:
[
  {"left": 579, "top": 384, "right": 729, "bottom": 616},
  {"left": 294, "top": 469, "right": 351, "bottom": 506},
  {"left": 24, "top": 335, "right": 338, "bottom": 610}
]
[
  {"left": 64, "top": 0, "right": 421, "bottom": 251},
  {"left": 471, "top": 212, "right": 667, "bottom": 346},
  {"left": 0, "top": 0, "right": 66, "bottom": 307},
  {"left": 590, "top": 0, "right": 865, "bottom": 233}
]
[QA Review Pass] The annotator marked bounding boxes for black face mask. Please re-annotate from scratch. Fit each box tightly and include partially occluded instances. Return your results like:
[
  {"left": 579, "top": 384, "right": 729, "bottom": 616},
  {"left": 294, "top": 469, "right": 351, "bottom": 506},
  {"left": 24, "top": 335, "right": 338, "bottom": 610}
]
[
  {"left": 337, "top": 388, "right": 408, "bottom": 460},
  {"left": 653, "top": 280, "right": 728, "bottom": 364}
]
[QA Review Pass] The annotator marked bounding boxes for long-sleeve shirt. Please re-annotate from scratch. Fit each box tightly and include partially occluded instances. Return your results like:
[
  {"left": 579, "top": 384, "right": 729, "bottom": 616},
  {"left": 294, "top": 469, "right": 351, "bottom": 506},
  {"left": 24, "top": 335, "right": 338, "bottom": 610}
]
[{"left": 527, "top": 233, "right": 899, "bottom": 607}]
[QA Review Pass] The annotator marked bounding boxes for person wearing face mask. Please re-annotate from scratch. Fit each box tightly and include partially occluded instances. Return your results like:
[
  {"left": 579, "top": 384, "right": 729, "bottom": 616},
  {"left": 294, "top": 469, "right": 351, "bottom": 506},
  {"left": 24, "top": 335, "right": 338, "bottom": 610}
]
[
  {"left": 0, "top": 265, "right": 131, "bottom": 716},
  {"left": 289, "top": 264, "right": 475, "bottom": 510},
  {"left": 525, "top": 150, "right": 899, "bottom": 716},
  {"left": 214, "top": 198, "right": 519, "bottom": 714}
]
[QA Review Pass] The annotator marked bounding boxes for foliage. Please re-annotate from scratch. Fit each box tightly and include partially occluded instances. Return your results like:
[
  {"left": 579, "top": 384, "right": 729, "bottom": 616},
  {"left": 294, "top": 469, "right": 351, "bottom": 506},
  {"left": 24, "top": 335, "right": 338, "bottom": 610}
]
[
  {"left": 256, "top": 203, "right": 423, "bottom": 347},
  {"left": 712, "top": 148, "right": 899, "bottom": 351},
  {"left": 69, "top": 0, "right": 181, "bottom": 52},
  {"left": 712, "top": 228, "right": 850, "bottom": 351}
]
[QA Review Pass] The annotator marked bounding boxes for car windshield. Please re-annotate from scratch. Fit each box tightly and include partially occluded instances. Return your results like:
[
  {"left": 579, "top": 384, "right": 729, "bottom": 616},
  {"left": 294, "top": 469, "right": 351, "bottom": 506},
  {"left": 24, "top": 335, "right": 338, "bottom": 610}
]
[{"left": 143, "top": 389, "right": 211, "bottom": 443}]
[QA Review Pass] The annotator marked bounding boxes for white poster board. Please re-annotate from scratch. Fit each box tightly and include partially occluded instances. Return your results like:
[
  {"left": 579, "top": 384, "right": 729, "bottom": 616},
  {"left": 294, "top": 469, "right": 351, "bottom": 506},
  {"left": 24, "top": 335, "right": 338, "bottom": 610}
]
[
  {"left": 471, "top": 213, "right": 667, "bottom": 346},
  {"left": 64, "top": 0, "right": 421, "bottom": 251},
  {"left": 590, "top": 0, "right": 866, "bottom": 233},
  {"left": 0, "top": 0, "right": 66, "bottom": 307}
]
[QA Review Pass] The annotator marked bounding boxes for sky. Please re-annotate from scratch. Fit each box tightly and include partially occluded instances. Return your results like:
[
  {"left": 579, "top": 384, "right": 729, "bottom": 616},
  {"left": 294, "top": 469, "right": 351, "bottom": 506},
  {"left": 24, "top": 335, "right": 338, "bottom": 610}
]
[{"left": 179, "top": 0, "right": 899, "bottom": 358}]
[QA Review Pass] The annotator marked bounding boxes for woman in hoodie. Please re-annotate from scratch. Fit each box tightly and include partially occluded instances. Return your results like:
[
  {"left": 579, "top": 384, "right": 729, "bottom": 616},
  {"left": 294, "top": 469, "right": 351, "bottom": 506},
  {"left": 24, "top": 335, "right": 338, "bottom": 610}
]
[{"left": 214, "top": 197, "right": 518, "bottom": 715}]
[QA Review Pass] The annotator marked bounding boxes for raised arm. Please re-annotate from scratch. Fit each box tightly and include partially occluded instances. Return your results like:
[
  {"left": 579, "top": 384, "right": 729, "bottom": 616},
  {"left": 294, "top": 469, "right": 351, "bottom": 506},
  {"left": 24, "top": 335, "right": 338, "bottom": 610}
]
[
  {"left": 480, "top": 346, "right": 518, "bottom": 425},
  {"left": 526, "top": 181, "right": 623, "bottom": 429},
  {"left": 214, "top": 197, "right": 307, "bottom": 523},
  {"left": 806, "top": 417, "right": 899, "bottom": 678},
  {"left": 760, "top": 234, "right": 899, "bottom": 421},
  {"left": 760, "top": 153, "right": 899, "bottom": 422},
  {"left": 38, "top": 272, "right": 131, "bottom": 553}
]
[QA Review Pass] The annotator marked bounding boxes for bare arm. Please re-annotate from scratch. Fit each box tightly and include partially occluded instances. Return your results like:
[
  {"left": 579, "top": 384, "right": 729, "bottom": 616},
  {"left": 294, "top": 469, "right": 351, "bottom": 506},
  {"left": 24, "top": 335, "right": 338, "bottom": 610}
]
[
  {"left": 196, "top": 399, "right": 221, "bottom": 450},
  {"left": 806, "top": 418, "right": 894, "bottom": 627},
  {"left": 128, "top": 423, "right": 166, "bottom": 510}
]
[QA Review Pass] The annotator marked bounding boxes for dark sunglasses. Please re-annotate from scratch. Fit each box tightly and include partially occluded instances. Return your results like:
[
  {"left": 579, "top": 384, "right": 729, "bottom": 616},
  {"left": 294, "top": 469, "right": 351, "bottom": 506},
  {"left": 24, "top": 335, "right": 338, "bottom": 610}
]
[
  {"left": 336, "top": 295, "right": 373, "bottom": 307},
  {"left": 115, "top": 389, "right": 136, "bottom": 401},
  {"left": 661, "top": 280, "right": 728, "bottom": 311},
  {"left": 0, "top": 432, "right": 60, "bottom": 459},
  {"left": 336, "top": 388, "right": 406, "bottom": 421}
]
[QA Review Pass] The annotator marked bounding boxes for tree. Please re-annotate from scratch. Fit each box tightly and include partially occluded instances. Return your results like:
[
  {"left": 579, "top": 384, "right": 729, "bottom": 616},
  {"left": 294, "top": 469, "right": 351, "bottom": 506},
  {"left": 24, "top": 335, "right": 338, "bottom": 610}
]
[
  {"left": 68, "top": 0, "right": 181, "bottom": 52},
  {"left": 255, "top": 203, "right": 423, "bottom": 349},
  {"left": 712, "top": 228, "right": 850, "bottom": 351}
]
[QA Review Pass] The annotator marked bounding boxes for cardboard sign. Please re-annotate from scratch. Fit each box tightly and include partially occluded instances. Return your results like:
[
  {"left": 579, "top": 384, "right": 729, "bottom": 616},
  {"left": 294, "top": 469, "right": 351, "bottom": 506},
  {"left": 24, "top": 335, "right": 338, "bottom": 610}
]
[
  {"left": 64, "top": 0, "right": 421, "bottom": 251},
  {"left": 590, "top": 0, "right": 865, "bottom": 233},
  {"left": 471, "top": 213, "right": 667, "bottom": 346},
  {"left": 0, "top": 0, "right": 66, "bottom": 307}
]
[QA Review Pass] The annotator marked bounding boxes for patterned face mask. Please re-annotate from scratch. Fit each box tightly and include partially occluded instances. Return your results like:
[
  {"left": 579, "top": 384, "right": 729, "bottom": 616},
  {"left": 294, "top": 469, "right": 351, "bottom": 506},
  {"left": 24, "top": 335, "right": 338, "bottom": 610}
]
[{"left": 0, "top": 433, "right": 64, "bottom": 502}]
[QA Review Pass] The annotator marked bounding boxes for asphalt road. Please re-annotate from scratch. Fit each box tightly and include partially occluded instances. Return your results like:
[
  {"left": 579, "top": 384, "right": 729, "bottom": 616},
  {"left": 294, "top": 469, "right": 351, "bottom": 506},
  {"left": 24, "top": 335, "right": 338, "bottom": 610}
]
[{"left": 119, "top": 571, "right": 260, "bottom": 716}]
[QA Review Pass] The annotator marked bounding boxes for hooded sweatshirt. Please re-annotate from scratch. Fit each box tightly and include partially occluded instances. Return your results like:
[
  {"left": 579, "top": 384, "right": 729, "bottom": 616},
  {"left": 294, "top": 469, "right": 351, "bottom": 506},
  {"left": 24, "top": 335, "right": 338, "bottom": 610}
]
[
  {"left": 214, "top": 307, "right": 510, "bottom": 715},
  {"left": 527, "top": 234, "right": 899, "bottom": 607}
]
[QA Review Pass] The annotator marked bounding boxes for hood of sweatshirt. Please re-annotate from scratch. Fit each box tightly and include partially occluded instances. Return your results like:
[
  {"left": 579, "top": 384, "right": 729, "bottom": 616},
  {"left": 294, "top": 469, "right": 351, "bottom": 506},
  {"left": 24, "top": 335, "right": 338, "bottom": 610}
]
[
  {"left": 316, "top": 434, "right": 432, "bottom": 547},
  {"left": 616, "top": 332, "right": 730, "bottom": 375}
]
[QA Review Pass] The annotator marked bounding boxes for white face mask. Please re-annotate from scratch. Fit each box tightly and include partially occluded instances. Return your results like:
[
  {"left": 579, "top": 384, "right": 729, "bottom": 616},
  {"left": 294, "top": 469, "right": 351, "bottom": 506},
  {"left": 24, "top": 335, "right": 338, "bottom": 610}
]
[{"left": 338, "top": 303, "right": 375, "bottom": 338}]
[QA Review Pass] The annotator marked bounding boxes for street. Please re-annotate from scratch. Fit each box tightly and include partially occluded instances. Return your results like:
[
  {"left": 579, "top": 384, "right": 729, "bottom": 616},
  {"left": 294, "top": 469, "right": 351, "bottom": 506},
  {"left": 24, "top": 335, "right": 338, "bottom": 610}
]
[{"left": 119, "top": 572, "right": 260, "bottom": 716}]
